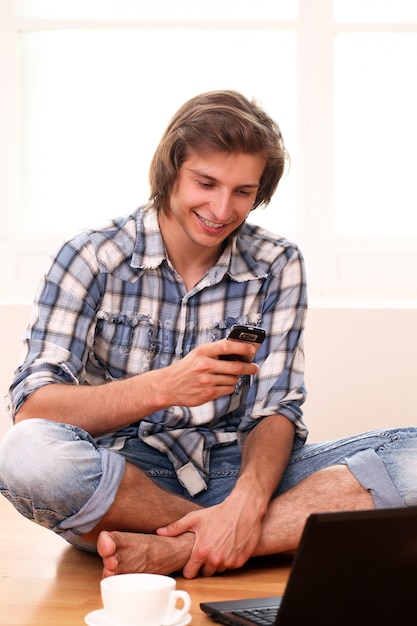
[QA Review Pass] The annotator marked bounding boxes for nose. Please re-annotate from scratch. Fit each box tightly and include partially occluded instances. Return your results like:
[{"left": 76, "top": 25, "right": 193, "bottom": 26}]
[{"left": 211, "top": 189, "right": 233, "bottom": 221}]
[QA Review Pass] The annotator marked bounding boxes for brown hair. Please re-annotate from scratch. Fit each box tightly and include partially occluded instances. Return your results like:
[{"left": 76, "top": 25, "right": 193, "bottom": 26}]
[{"left": 149, "top": 90, "right": 288, "bottom": 211}]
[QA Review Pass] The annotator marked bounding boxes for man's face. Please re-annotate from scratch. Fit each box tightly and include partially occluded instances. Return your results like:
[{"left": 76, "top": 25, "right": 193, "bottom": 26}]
[{"left": 163, "top": 150, "right": 266, "bottom": 253}]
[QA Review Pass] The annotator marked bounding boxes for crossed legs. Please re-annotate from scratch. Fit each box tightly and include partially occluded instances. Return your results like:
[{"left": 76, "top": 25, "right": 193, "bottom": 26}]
[
  {"left": 2, "top": 421, "right": 414, "bottom": 579},
  {"left": 94, "top": 429, "right": 417, "bottom": 578},
  {"left": 94, "top": 462, "right": 374, "bottom": 578}
]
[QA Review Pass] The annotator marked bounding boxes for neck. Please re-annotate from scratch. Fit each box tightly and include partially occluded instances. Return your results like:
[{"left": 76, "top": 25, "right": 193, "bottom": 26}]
[
  {"left": 158, "top": 211, "right": 225, "bottom": 290},
  {"left": 167, "top": 246, "right": 224, "bottom": 292}
]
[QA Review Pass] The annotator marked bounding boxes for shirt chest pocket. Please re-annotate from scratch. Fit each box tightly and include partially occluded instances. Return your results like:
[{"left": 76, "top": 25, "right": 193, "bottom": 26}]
[{"left": 93, "top": 311, "right": 157, "bottom": 377}]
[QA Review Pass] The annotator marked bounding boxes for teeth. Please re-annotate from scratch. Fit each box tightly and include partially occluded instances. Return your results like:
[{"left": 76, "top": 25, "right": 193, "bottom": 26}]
[{"left": 199, "top": 215, "right": 224, "bottom": 229}]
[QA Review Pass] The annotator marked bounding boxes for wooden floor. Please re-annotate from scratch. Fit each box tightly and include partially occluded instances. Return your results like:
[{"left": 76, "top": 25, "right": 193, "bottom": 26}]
[{"left": 0, "top": 495, "right": 291, "bottom": 626}]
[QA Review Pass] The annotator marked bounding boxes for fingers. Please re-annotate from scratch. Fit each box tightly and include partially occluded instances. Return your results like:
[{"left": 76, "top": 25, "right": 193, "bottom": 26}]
[
  {"left": 182, "top": 547, "right": 245, "bottom": 579},
  {"left": 182, "top": 540, "right": 219, "bottom": 579},
  {"left": 157, "top": 514, "right": 220, "bottom": 579},
  {"left": 158, "top": 522, "right": 249, "bottom": 578},
  {"left": 191, "top": 341, "right": 258, "bottom": 375},
  {"left": 167, "top": 343, "right": 258, "bottom": 408},
  {"left": 157, "top": 519, "right": 188, "bottom": 538},
  {"left": 211, "top": 338, "right": 258, "bottom": 364},
  {"left": 182, "top": 555, "right": 205, "bottom": 579}
]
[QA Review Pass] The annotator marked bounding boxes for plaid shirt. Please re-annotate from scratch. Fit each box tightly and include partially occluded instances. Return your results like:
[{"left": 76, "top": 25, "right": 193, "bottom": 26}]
[{"left": 7, "top": 205, "right": 308, "bottom": 495}]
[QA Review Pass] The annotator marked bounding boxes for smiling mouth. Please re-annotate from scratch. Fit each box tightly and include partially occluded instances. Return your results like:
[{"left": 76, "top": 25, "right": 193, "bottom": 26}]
[{"left": 197, "top": 213, "right": 226, "bottom": 229}]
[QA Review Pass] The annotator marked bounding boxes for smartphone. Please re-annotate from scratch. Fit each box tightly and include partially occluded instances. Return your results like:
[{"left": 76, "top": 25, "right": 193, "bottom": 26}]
[{"left": 220, "top": 324, "right": 266, "bottom": 362}]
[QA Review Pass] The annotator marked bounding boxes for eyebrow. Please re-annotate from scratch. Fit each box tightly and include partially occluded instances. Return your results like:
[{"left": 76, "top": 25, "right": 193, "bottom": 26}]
[{"left": 185, "top": 167, "right": 260, "bottom": 188}]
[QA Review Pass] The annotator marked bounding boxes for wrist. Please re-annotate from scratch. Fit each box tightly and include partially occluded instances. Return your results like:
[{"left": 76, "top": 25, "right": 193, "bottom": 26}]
[
  {"left": 116, "top": 369, "right": 170, "bottom": 418},
  {"left": 137, "top": 368, "right": 172, "bottom": 412},
  {"left": 231, "top": 473, "right": 270, "bottom": 516}
]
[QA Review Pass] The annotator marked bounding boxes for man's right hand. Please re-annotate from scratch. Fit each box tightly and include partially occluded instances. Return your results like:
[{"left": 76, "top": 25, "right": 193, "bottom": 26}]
[{"left": 160, "top": 339, "right": 259, "bottom": 408}]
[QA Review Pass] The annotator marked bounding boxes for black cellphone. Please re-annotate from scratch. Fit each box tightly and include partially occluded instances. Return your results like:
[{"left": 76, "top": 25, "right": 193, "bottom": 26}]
[{"left": 220, "top": 324, "right": 266, "bottom": 362}]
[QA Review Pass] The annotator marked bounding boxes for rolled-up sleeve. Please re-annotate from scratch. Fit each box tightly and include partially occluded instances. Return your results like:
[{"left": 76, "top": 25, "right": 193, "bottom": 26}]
[
  {"left": 237, "top": 243, "right": 308, "bottom": 447},
  {"left": 6, "top": 233, "right": 103, "bottom": 418}
]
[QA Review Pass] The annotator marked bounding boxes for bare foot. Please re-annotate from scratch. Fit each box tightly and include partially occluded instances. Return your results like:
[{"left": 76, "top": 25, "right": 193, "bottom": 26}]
[{"left": 97, "top": 530, "right": 193, "bottom": 578}]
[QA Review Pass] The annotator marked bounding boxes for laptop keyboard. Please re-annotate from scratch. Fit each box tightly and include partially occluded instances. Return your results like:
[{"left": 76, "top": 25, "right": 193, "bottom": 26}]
[{"left": 232, "top": 606, "right": 279, "bottom": 626}]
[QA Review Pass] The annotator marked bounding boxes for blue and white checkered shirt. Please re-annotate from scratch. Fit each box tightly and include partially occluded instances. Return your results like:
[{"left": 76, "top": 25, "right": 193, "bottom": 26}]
[{"left": 7, "top": 205, "right": 308, "bottom": 495}]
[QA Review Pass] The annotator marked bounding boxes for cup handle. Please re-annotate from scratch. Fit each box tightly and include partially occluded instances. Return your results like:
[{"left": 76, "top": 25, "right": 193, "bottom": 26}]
[{"left": 162, "top": 590, "right": 191, "bottom": 625}]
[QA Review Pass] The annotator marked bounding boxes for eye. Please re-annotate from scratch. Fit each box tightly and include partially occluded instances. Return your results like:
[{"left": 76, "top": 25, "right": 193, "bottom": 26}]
[
  {"left": 236, "top": 188, "right": 253, "bottom": 197},
  {"left": 198, "top": 180, "right": 215, "bottom": 189}
]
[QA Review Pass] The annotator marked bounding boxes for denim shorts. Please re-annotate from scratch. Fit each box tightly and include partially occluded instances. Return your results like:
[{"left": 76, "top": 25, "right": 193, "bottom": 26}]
[{"left": 1, "top": 419, "right": 417, "bottom": 549}]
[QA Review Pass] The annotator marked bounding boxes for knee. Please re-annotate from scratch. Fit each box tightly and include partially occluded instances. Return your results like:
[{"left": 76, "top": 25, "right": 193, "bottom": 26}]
[
  {"left": 1, "top": 420, "right": 49, "bottom": 484},
  {"left": 0, "top": 418, "right": 82, "bottom": 493}
]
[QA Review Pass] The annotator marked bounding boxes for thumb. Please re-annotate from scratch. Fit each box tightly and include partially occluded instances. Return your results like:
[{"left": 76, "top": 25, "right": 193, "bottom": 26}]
[{"left": 156, "top": 517, "right": 192, "bottom": 537}]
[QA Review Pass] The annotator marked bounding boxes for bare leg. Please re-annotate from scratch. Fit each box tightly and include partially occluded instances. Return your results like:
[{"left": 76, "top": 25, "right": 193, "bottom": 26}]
[
  {"left": 254, "top": 464, "right": 374, "bottom": 556},
  {"left": 97, "top": 465, "right": 374, "bottom": 577},
  {"left": 82, "top": 461, "right": 200, "bottom": 543}
]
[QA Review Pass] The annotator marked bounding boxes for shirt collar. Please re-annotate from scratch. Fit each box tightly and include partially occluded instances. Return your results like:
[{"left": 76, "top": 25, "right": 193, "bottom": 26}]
[
  {"left": 227, "top": 231, "right": 269, "bottom": 282},
  {"left": 131, "top": 205, "right": 166, "bottom": 269}
]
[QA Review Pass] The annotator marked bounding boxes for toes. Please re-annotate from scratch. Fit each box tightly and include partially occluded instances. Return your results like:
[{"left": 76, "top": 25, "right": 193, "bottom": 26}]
[
  {"left": 97, "top": 531, "right": 121, "bottom": 576},
  {"left": 97, "top": 531, "right": 116, "bottom": 558},
  {"left": 102, "top": 565, "right": 117, "bottom": 578}
]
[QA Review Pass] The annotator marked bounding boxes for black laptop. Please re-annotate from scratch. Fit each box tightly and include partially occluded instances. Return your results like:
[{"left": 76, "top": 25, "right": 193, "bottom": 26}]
[{"left": 200, "top": 507, "right": 417, "bottom": 626}]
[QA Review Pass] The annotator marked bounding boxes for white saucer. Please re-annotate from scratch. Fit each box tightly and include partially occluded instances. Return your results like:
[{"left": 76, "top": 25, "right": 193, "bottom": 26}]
[
  {"left": 84, "top": 609, "right": 192, "bottom": 626},
  {"left": 84, "top": 610, "right": 113, "bottom": 626}
]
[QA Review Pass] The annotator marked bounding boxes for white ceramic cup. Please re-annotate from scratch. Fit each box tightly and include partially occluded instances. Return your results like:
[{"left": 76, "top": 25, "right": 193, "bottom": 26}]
[{"left": 100, "top": 573, "right": 191, "bottom": 626}]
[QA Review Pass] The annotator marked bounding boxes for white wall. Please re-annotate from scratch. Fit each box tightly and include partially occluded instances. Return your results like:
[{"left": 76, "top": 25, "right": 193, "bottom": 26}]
[
  {"left": 1, "top": 304, "right": 416, "bottom": 442},
  {"left": 1, "top": 304, "right": 30, "bottom": 438},
  {"left": 304, "top": 306, "right": 416, "bottom": 441}
]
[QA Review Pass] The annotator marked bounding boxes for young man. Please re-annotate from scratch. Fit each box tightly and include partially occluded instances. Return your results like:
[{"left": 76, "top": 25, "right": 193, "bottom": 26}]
[{"left": 1, "top": 90, "right": 416, "bottom": 580}]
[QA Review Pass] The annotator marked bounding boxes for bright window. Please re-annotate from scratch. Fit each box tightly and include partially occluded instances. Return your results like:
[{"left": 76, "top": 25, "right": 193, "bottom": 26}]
[{"left": 334, "top": 33, "right": 417, "bottom": 237}]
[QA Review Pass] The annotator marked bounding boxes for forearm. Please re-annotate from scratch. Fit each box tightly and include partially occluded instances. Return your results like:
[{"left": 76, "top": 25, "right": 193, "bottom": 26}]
[
  {"left": 14, "top": 368, "right": 169, "bottom": 435},
  {"left": 232, "top": 414, "right": 295, "bottom": 515}
]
